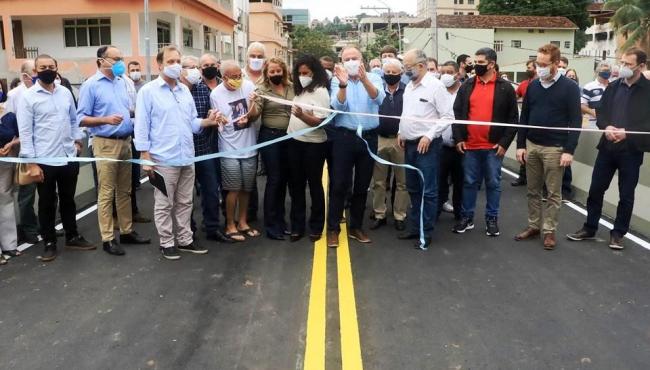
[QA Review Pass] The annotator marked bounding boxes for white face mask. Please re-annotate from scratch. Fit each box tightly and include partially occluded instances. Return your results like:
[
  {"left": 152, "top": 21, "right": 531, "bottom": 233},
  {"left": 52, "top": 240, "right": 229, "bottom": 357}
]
[
  {"left": 185, "top": 68, "right": 202, "bottom": 85},
  {"left": 618, "top": 65, "right": 634, "bottom": 79},
  {"left": 344, "top": 60, "right": 360, "bottom": 76},
  {"left": 432, "top": 72, "right": 441, "bottom": 79},
  {"left": 371, "top": 67, "right": 382, "bottom": 75},
  {"left": 163, "top": 63, "right": 182, "bottom": 80},
  {"left": 326, "top": 69, "right": 333, "bottom": 80},
  {"left": 558, "top": 67, "right": 567, "bottom": 76},
  {"left": 440, "top": 73, "right": 456, "bottom": 88},
  {"left": 536, "top": 66, "right": 551, "bottom": 80},
  {"left": 299, "top": 76, "right": 313, "bottom": 88},
  {"left": 249, "top": 58, "right": 265, "bottom": 72},
  {"left": 129, "top": 71, "right": 142, "bottom": 82}
]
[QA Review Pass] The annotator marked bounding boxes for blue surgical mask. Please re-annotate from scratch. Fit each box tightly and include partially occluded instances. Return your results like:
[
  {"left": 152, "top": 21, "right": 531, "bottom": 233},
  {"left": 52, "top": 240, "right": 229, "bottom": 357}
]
[
  {"left": 0, "top": 91, "right": 4, "bottom": 103},
  {"left": 31, "top": 76, "right": 38, "bottom": 85},
  {"left": 598, "top": 71, "right": 611, "bottom": 80},
  {"left": 405, "top": 68, "right": 420, "bottom": 81},
  {"left": 111, "top": 60, "right": 126, "bottom": 76}
]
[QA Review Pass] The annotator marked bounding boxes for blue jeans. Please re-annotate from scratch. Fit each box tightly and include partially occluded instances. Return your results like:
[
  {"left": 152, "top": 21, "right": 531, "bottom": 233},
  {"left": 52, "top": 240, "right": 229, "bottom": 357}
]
[
  {"left": 404, "top": 138, "right": 441, "bottom": 238},
  {"left": 194, "top": 158, "right": 221, "bottom": 234},
  {"left": 461, "top": 149, "right": 503, "bottom": 220}
]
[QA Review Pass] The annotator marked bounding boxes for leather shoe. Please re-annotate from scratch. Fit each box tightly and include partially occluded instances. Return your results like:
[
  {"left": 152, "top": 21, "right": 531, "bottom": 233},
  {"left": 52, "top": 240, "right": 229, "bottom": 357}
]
[
  {"left": 511, "top": 178, "right": 527, "bottom": 186},
  {"left": 369, "top": 218, "right": 386, "bottom": 230},
  {"left": 103, "top": 240, "right": 125, "bottom": 256},
  {"left": 327, "top": 231, "right": 339, "bottom": 248},
  {"left": 398, "top": 231, "right": 419, "bottom": 240},
  {"left": 394, "top": 220, "right": 406, "bottom": 231},
  {"left": 120, "top": 231, "right": 150, "bottom": 244},
  {"left": 348, "top": 228, "right": 371, "bottom": 243},
  {"left": 543, "top": 232, "right": 556, "bottom": 250},
  {"left": 290, "top": 233, "right": 304, "bottom": 242},
  {"left": 514, "top": 227, "right": 540, "bottom": 241},
  {"left": 609, "top": 233, "right": 624, "bottom": 250},
  {"left": 206, "top": 230, "right": 235, "bottom": 243}
]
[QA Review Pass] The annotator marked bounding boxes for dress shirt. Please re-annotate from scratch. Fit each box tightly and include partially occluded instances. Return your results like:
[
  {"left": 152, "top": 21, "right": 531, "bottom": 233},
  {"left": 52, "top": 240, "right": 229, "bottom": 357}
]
[
  {"left": 191, "top": 81, "right": 216, "bottom": 156},
  {"left": 540, "top": 71, "right": 561, "bottom": 89},
  {"left": 134, "top": 77, "right": 203, "bottom": 165},
  {"left": 441, "top": 89, "right": 458, "bottom": 147},
  {"left": 5, "top": 83, "right": 28, "bottom": 114},
  {"left": 330, "top": 73, "right": 385, "bottom": 131},
  {"left": 398, "top": 73, "right": 454, "bottom": 141},
  {"left": 77, "top": 71, "right": 133, "bottom": 138},
  {"left": 17, "top": 83, "right": 83, "bottom": 166}
]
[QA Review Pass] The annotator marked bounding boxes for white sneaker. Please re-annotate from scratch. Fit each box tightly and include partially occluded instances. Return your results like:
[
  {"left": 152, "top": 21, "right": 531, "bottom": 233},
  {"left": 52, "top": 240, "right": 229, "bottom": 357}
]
[{"left": 442, "top": 201, "right": 454, "bottom": 213}]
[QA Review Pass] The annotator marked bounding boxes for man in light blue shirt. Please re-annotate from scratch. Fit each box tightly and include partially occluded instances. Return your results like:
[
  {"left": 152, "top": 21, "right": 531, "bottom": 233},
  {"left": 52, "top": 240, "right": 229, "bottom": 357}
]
[
  {"left": 134, "top": 45, "right": 223, "bottom": 261},
  {"left": 17, "top": 54, "right": 95, "bottom": 262},
  {"left": 77, "top": 45, "right": 150, "bottom": 256},
  {"left": 326, "top": 46, "right": 385, "bottom": 248}
]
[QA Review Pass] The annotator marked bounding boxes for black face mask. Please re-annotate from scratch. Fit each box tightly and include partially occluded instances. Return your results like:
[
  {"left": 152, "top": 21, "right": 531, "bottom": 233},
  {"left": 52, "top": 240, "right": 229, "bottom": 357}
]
[
  {"left": 383, "top": 74, "right": 401, "bottom": 86},
  {"left": 202, "top": 66, "right": 220, "bottom": 80},
  {"left": 464, "top": 64, "right": 474, "bottom": 74},
  {"left": 269, "top": 75, "right": 284, "bottom": 85},
  {"left": 37, "top": 69, "right": 58, "bottom": 85},
  {"left": 474, "top": 64, "right": 488, "bottom": 77}
]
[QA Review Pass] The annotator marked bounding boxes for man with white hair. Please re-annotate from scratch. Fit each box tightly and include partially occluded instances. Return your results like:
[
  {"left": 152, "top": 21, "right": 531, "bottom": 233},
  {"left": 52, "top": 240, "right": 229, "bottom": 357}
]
[
  {"left": 327, "top": 46, "right": 385, "bottom": 247},
  {"left": 211, "top": 60, "right": 260, "bottom": 242},
  {"left": 244, "top": 42, "right": 266, "bottom": 83},
  {"left": 370, "top": 58, "right": 408, "bottom": 231},
  {"left": 6, "top": 60, "right": 35, "bottom": 114},
  {"left": 581, "top": 61, "right": 611, "bottom": 129},
  {"left": 180, "top": 55, "right": 202, "bottom": 89}
]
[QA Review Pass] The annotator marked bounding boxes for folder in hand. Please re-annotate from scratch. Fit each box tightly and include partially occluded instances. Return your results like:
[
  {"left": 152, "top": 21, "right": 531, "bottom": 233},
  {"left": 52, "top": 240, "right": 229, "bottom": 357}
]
[{"left": 150, "top": 170, "right": 168, "bottom": 197}]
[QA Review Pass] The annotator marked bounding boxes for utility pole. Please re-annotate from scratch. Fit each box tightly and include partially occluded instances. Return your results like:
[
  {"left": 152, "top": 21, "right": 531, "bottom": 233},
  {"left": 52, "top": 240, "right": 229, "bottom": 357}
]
[
  {"left": 144, "top": 0, "right": 151, "bottom": 82},
  {"left": 430, "top": 0, "right": 437, "bottom": 59}
]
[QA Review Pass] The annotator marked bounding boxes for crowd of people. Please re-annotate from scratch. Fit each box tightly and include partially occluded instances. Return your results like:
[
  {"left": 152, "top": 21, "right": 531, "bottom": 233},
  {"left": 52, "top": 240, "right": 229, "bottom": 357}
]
[{"left": 0, "top": 40, "right": 648, "bottom": 264}]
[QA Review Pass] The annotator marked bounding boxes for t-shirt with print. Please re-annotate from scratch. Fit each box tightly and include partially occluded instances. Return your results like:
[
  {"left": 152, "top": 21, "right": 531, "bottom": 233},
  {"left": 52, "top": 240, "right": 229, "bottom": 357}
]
[
  {"left": 210, "top": 80, "right": 257, "bottom": 159},
  {"left": 581, "top": 79, "right": 608, "bottom": 128},
  {"left": 287, "top": 87, "right": 330, "bottom": 143}
]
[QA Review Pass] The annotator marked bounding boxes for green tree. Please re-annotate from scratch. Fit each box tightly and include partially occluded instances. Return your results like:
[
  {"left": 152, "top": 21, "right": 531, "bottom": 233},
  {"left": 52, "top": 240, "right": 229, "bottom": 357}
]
[
  {"left": 605, "top": 0, "right": 650, "bottom": 51},
  {"left": 478, "top": 0, "right": 591, "bottom": 52},
  {"left": 290, "top": 26, "right": 336, "bottom": 59},
  {"left": 364, "top": 30, "right": 400, "bottom": 60}
]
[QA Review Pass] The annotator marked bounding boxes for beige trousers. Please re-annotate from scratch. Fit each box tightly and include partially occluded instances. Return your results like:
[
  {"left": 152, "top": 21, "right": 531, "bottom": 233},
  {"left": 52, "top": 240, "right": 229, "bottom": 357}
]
[
  {"left": 525, "top": 140, "right": 564, "bottom": 233},
  {"left": 372, "top": 136, "right": 409, "bottom": 221},
  {"left": 94, "top": 137, "right": 133, "bottom": 241},
  {"left": 153, "top": 165, "right": 195, "bottom": 248}
]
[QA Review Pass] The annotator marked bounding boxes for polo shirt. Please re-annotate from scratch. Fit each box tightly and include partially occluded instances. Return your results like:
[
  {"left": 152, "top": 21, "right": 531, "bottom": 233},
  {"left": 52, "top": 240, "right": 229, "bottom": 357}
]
[
  {"left": 581, "top": 79, "right": 608, "bottom": 126},
  {"left": 466, "top": 73, "right": 496, "bottom": 150}
]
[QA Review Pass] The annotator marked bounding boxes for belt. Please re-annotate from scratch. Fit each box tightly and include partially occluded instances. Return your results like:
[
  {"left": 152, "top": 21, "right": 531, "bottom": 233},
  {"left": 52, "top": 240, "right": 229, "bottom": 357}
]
[
  {"left": 95, "top": 135, "right": 131, "bottom": 140},
  {"left": 335, "top": 127, "right": 377, "bottom": 136},
  {"left": 379, "top": 134, "right": 397, "bottom": 139},
  {"left": 260, "top": 126, "right": 287, "bottom": 135}
]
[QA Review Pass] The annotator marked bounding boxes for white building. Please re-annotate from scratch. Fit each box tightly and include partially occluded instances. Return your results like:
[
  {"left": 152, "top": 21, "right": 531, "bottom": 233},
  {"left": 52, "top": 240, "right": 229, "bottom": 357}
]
[
  {"left": 417, "top": 0, "right": 480, "bottom": 17},
  {"left": 358, "top": 16, "right": 426, "bottom": 51},
  {"left": 579, "top": 1, "right": 616, "bottom": 60}
]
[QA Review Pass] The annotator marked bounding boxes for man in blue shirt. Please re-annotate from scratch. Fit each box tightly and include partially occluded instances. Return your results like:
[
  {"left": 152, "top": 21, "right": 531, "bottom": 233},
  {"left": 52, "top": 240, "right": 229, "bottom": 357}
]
[
  {"left": 78, "top": 45, "right": 151, "bottom": 257},
  {"left": 18, "top": 54, "right": 95, "bottom": 262},
  {"left": 134, "top": 46, "right": 224, "bottom": 261},
  {"left": 327, "top": 46, "right": 385, "bottom": 248}
]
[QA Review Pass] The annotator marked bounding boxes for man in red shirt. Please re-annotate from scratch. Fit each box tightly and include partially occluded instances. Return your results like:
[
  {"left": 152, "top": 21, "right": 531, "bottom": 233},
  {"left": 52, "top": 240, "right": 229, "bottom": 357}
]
[{"left": 452, "top": 47, "right": 519, "bottom": 236}]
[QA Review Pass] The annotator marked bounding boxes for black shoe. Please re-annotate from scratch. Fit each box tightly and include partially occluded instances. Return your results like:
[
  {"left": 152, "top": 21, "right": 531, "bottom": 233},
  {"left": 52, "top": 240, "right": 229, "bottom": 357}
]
[
  {"left": 290, "top": 233, "right": 304, "bottom": 242},
  {"left": 39, "top": 242, "right": 57, "bottom": 262},
  {"left": 178, "top": 243, "right": 208, "bottom": 254},
  {"left": 267, "top": 232, "right": 286, "bottom": 241},
  {"left": 120, "top": 231, "right": 151, "bottom": 244},
  {"left": 369, "top": 218, "right": 386, "bottom": 230},
  {"left": 452, "top": 218, "right": 474, "bottom": 234},
  {"left": 132, "top": 213, "right": 152, "bottom": 223},
  {"left": 511, "top": 178, "right": 527, "bottom": 186},
  {"left": 3, "top": 250, "right": 22, "bottom": 258},
  {"left": 398, "top": 231, "right": 420, "bottom": 240},
  {"left": 103, "top": 240, "right": 125, "bottom": 256},
  {"left": 413, "top": 238, "right": 431, "bottom": 251},
  {"left": 160, "top": 246, "right": 181, "bottom": 260},
  {"left": 55, "top": 229, "right": 64, "bottom": 238},
  {"left": 394, "top": 220, "right": 406, "bottom": 231},
  {"left": 309, "top": 234, "right": 322, "bottom": 242},
  {"left": 486, "top": 218, "right": 500, "bottom": 237},
  {"left": 562, "top": 191, "right": 573, "bottom": 204},
  {"left": 206, "top": 230, "right": 236, "bottom": 243},
  {"left": 21, "top": 233, "right": 39, "bottom": 245},
  {"left": 65, "top": 235, "right": 96, "bottom": 250},
  {"left": 566, "top": 228, "right": 596, "bottom": 241}
]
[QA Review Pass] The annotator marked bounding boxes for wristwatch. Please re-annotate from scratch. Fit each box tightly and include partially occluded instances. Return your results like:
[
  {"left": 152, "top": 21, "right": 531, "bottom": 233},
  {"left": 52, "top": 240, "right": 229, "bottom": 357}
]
[{"left": 339, "top": 83, "right": 347, "bottom": 89}]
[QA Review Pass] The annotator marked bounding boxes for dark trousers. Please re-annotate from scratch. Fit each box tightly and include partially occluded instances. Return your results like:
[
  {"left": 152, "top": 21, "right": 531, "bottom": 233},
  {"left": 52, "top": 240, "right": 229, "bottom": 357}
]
[
  {"left": 288, "top": 139, "right": 327, "bottom": 235},
  {"left": 404, "top": 138, "right": 442, "bottom": 239},
  {"left": 131, "top": 141, "right": 140, "bottom": 214},
  {"left": 327, "top": 128, "right": 377, "bottom": 232},
  {"left": 37, "top": 163, "right": 80, "bottom": 244},
  {"left": 438, "top": 145, "right": 463, "bottom": 220},
  {"left": 585, "top": 148, "right": 644, "bottom": 237},
  {"left": 259, "top": 127, "right": 289, "bottom": 236},
  {"left": 18, "top": 183, "right": 39, "bottom": 237},
  {"left": 194, "top": 157, "right": 222, "bottom": 234},
  {"left": 562, "top": 166, "right": 573, "bottom": 196}
]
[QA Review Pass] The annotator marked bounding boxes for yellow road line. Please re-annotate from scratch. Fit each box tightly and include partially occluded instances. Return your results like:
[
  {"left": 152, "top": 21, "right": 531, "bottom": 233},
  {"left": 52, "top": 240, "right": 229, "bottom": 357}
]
[
  {"left": 303, "top": 167, "right": 330, "bottom": 370},
  {"left": 338, "top": 223, "right": 364, "bottom": 370}
]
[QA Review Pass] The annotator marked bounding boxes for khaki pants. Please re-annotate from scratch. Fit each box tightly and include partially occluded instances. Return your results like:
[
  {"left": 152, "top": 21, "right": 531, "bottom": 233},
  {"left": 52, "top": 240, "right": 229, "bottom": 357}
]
[
  {"left": 372, "top": 135, "right": 409, "bottom": 221},
  {"left": 525, "top": 140, "right": 564, "bottom": 233},
  {"left": 94, "top": 137, "right": 133, "bottom": 241},
  {"left": 153, "top": 165, "right": 195, "bottom": 248},
  {"left": 0, "top": 162, "right": 17, "bottom": 252}
]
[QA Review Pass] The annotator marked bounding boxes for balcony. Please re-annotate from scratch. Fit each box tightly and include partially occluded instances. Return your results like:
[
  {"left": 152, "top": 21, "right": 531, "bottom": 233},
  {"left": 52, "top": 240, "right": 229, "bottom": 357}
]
[{"left": 15, "top": 46, "right": 39, "bottom": 59}]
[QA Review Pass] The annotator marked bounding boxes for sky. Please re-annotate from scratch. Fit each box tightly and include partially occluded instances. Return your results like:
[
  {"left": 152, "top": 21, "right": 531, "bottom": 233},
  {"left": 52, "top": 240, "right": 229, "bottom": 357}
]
[{"left": 282, "top": 0, "right": 418, "bottom": 21}]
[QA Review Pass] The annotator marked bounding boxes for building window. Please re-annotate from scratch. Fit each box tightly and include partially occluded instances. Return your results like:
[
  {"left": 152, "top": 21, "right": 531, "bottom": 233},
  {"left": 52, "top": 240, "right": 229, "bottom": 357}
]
[
  {"left": 564, "top": 41, "right": 571, "bottom": 49},
  {"left": 157, "top": 21, "right": 171, "bottom": 50},
  {"left": 511, "top": 40, "right": 521, "bottom": 48},
  {"left": 538, "top": 29, "right": 545, "bottom": 33},
  {"left": 63, "top": 18, "right": 111, "bottom": 47},
  {"left": 468, "top": 12, "right": 474, "bottom": 15},
  {"left": 183, "top": 28, "right": 193, "bottom": 48},
  {"left": 494, "top": 40, "right": 503, "bottom": 52},
  {"left": 550, "top": 40, "right": 561, "bottom": 47},
  {"left": 528, "top": 29, "right": 534, "bottom": 33},
  {"left": 468, "top": 0, "right": 474, "bottom": 4}
]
